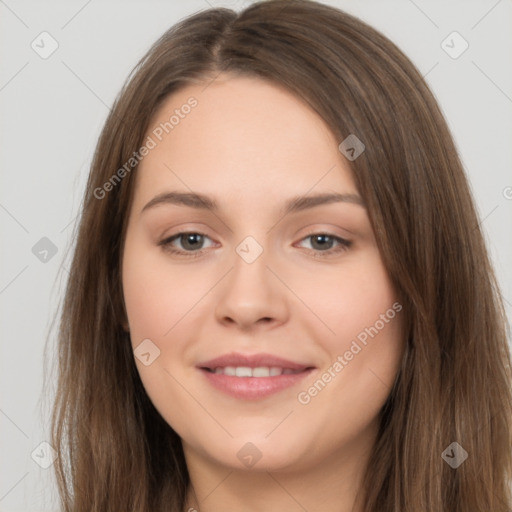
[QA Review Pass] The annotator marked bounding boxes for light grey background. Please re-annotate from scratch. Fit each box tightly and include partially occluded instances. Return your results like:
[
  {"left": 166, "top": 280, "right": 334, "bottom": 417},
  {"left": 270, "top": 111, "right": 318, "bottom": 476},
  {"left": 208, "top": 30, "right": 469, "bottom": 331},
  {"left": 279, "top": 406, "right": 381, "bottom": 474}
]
[{"left": 1, "top": 1, "right": 511, "bottom": 510}]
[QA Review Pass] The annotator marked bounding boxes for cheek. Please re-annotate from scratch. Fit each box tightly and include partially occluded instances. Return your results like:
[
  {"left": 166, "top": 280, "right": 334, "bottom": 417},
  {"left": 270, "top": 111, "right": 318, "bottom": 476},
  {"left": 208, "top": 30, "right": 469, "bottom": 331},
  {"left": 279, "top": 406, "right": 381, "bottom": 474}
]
[
  {"left": 122, "top": 239, "right": 200, "bottom": 342},
  {"left": 122, "top": 236, "right": 219, "bottom": 408},
  {"left": 122, "top": 240, "right": 207, "bottom": 432},
  {"left": 293, "top": 249, "right": 400, "bottom": 349},
  {"left": 293, "top": 249, "right": 404, "bottom": 416}
]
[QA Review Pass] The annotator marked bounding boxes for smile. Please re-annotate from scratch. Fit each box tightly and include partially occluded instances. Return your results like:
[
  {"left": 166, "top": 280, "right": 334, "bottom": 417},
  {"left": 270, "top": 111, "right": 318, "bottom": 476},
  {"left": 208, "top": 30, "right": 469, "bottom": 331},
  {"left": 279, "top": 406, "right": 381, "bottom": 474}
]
[{"left": 197, "top": 352, "right": 316, "bottom": 400}]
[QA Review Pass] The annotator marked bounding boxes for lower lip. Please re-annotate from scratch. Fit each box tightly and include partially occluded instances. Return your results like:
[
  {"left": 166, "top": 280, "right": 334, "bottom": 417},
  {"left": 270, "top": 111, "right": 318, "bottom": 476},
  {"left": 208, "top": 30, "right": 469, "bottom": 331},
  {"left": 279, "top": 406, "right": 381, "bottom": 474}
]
[{"left": 199, "top": 368, "right": 315, "bottom": 400}]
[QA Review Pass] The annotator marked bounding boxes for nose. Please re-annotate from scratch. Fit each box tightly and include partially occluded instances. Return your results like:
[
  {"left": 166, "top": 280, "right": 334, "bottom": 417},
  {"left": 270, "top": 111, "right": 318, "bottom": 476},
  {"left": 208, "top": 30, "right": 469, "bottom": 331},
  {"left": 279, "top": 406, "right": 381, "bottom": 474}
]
[{"left": 214, "top": 244, "right": 289, "bottom": 331}]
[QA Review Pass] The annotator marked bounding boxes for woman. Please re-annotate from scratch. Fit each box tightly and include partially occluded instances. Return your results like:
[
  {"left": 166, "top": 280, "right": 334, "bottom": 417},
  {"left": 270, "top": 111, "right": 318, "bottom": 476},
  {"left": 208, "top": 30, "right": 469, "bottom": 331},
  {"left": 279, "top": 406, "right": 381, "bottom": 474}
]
[{"left": 50, "top": 0, "right": 512, "bottom": 510}]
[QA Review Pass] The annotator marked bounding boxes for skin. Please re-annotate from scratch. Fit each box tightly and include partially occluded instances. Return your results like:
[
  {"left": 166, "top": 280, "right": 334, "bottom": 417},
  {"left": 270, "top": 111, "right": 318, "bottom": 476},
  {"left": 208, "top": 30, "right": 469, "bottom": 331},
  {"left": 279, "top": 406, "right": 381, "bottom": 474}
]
[{"left": 121, "top": 74, "right": 405, "bottom": 512}]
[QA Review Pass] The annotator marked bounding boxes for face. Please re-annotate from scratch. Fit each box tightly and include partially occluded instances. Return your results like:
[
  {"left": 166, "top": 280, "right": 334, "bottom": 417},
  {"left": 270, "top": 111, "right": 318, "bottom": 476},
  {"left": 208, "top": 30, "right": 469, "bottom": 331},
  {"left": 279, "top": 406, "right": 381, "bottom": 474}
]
[{"left": 121, "top": 74, "right": 404, "bottom": 473}]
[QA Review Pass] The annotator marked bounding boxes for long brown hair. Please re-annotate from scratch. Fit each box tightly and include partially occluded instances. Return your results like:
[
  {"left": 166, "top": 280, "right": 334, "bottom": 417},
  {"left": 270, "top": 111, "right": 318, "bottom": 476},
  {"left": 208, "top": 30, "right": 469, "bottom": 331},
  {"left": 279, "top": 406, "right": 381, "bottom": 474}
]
[{"left": 47, "top": 1, "right": 512, "bottom": 510}]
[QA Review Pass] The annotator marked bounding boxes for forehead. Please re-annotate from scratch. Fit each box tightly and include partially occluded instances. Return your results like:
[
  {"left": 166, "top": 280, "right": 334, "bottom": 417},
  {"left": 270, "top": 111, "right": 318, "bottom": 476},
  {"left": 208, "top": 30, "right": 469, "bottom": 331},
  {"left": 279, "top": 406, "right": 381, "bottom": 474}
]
[{"left": 133, "top": 75, "right": 358, "bottom": 210}]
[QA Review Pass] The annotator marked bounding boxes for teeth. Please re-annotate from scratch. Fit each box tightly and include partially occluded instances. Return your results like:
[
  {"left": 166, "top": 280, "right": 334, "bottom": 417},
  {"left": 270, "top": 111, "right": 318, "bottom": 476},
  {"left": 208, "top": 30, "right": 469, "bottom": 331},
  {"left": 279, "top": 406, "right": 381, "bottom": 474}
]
[
  {"left": 253, "top": 367, "right": 270, "bottom": 377},
  {"left": 235, "top": 367, "right": 252, "bottom": 377},
  {"left": 211, "top": 366, "right": 302, "bottom": 377}
]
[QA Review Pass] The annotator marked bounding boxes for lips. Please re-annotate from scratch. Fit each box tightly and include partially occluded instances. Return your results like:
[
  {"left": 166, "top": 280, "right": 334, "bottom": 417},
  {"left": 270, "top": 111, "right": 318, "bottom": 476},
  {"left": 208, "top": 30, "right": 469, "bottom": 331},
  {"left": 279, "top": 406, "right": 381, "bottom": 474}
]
[{"left": 197, "top": 352, "right": 316, "bottom": 400}]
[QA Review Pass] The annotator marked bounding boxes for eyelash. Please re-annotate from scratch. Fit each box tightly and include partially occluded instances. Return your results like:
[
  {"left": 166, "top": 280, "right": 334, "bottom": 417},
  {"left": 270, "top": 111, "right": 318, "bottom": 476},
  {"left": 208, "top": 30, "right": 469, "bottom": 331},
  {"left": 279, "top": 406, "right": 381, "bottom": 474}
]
[{"left": 158, "top": 231, "right": 352, "bottom": 259}]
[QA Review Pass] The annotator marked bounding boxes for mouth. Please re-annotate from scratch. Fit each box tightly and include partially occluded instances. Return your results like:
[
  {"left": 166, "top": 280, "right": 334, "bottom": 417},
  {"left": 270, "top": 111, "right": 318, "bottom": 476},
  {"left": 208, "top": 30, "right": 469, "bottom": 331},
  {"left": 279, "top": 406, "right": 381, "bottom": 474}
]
[
  {"left": 202, "top": 366, "right": 306, "bottom": 377},
  {"left": 197, "top": 352, "right": 316, "bottom": 400}
]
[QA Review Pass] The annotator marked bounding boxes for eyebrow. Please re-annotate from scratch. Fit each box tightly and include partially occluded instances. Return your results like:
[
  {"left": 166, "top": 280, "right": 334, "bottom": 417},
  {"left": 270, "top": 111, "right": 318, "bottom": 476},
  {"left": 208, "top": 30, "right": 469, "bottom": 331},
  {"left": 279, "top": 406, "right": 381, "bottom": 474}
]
[{"left": 140, "top": 190, "right": 365, "bottom": 217}]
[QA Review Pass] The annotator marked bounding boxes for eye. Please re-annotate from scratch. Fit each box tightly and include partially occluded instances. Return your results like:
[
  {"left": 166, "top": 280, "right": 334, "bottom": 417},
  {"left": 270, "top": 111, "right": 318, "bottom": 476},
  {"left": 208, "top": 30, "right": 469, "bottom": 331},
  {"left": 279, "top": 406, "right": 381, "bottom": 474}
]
[
  {"left": 159, "top": 232, "right": 215, "bottom": 258},
  {"left": 295, "top": 232, "right": 352, "bottom": 257},
  {"left": 158, "top": 231, "right": 352, "bottom": 259}
]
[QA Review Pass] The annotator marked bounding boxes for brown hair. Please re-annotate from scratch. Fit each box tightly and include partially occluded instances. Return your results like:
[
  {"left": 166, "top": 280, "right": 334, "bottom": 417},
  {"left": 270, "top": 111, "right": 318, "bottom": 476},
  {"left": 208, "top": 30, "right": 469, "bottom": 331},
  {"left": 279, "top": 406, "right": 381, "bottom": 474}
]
[{"left": 47, "top": 0, "right": 512, "bottom": 510}]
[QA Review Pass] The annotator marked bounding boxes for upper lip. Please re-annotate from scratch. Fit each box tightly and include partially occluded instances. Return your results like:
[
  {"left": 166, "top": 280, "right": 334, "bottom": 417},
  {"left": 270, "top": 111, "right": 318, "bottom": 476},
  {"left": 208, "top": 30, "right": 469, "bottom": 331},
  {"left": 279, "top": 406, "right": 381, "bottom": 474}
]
[{"left": 198, "top": 352, "right": 314, "bottom": 371}]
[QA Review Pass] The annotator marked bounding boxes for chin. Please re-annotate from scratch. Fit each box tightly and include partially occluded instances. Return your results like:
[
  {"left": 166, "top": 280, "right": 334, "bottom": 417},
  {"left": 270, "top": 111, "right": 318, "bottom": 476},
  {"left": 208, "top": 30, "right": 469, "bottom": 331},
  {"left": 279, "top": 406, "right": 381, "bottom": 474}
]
[{"left": 205, "top": 436, "right": 315, "bottom": 473}]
